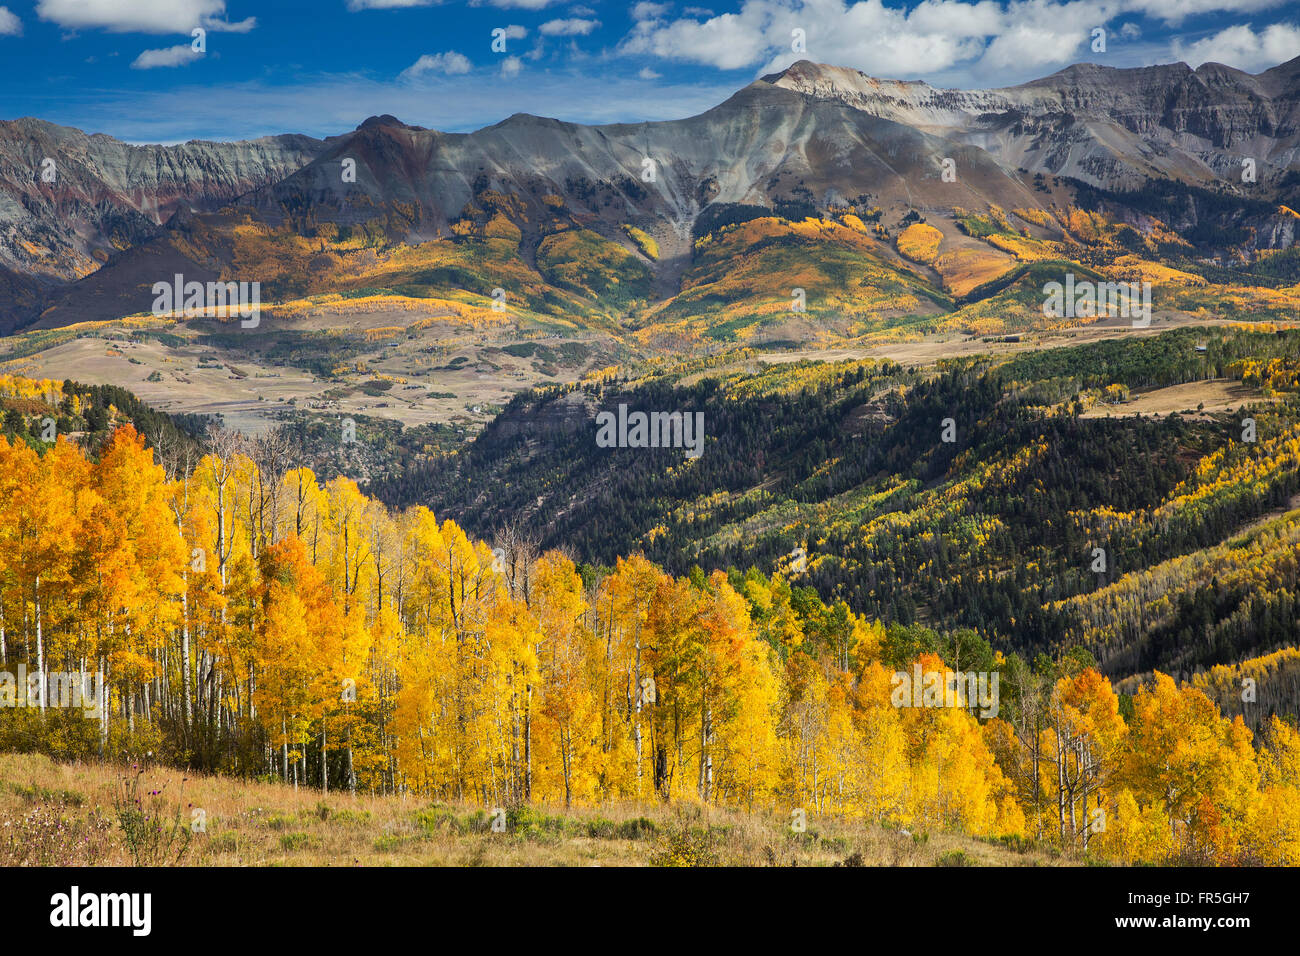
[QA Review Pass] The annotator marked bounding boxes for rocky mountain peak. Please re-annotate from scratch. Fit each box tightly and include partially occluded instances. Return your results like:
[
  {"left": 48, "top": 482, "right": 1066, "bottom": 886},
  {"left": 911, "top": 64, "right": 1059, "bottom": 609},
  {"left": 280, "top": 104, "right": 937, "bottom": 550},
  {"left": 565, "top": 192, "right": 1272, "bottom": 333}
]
[{"left": 356, "top": 114, "right": 425, "bottom": 132}]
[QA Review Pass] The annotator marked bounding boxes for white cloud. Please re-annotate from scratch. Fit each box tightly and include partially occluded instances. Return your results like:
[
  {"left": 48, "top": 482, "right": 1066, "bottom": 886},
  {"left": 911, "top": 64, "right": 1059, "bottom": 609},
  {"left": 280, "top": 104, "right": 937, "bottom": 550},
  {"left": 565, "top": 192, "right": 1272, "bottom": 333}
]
[
  {"left": 500, "top": 54, "right": 524, "bottom": 76},
  {"left": 401, "top": 51, "right": 472, "bottom": 78},
  {"left": 0, "top": 6, "right": 20, "bottom": 35},
  {"left": 639, "top": 66, "right": 663, "bottom": 78},
  {"left": 347, "top": 0, "right": 439, "bottom": 9},
  {"left": 621, "top": 0, "right": 1297, "bottom": 82},
  {"left": 624, "top": 5, "right": 774, "bottom": 71},
  {"left": 1173, "top": 22, "right": 1300, "bottom": 72},
  {"left": 633, "top": 1, "right": 672, "bottom": 19},
  {"left": 540, "top": 17, "right": 599, "bottom": 35},
  {"left": 480, "top": 0, "right": 560, "bottom": 9},
  {"left": 502, "top": 23, "right": 528, "bottom": 39},
  {"left": 131, "top": 44, "right": 203, "bottom": 69},
  {"left": 1126, "top": 0, "right": 1290, "bottom": 26},
  {"left": 37, "top": 0, "right": 254, "bottom": 33},
  {"left": 981, "top": 20, "right": 1092, "bottom": 70}
]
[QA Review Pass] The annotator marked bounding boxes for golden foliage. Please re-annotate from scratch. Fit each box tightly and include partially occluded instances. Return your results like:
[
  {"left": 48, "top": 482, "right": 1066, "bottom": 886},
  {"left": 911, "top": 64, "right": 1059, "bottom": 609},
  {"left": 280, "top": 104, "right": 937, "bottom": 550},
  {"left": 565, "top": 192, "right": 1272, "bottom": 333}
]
[{"left": 896, "top": 222, "right": 944, "bottom": 265}]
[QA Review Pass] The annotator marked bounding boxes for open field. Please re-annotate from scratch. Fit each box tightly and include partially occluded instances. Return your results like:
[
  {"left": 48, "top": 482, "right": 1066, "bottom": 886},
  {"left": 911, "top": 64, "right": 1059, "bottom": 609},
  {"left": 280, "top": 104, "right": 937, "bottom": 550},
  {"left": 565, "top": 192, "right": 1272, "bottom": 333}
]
[
  {"left": 859, "top": 313, "right": 1259, "bottom": 366},
  {"left": 0, "top": 753, "right": 1067, "bottom": 868},
  {"left": 4, "top": 307, "right": 1292, "bottom": 436},
  {"left": 1081, "top": 378, "right": 1276, "bottom": 419},
  {"left": 686, "top": 314, "right": 1290, "bottom": 379},
  {"left": 1, "top": 317, "right": 618, "bottom": 435}
]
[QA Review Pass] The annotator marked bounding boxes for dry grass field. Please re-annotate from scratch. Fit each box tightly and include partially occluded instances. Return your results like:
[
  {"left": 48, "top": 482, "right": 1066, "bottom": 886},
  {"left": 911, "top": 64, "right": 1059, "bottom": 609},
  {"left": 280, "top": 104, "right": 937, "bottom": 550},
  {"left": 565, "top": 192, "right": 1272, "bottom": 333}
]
[
  {"left": 6, "top": 327, "right": 615, "bottom": 436},
  {"left": 1079, "top": 378, "right": 1277, "bottom": 419},
  {"left": 0, "top": 753, "right": 1068, "bottom": 868}
]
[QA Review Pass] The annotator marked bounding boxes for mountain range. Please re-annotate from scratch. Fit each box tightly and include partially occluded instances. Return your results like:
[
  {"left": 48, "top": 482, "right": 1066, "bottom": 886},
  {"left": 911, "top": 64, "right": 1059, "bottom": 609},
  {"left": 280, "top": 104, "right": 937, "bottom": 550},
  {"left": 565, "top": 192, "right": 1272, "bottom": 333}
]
[{"left": 2, "top": 55, "right": 1298, "bottom": 337}]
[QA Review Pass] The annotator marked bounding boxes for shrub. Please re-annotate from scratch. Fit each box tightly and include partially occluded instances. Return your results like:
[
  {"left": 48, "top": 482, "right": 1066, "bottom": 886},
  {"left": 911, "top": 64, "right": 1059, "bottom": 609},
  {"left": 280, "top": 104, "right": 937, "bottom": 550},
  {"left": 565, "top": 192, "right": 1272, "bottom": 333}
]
[
  {"left": 936, "top": 850, "right": 975, "bottom": 867},
  {"left": 10, "top": 782, "right": 83, "bottom": 806},
  {"left": 649, "top": 823, "right": 718, "bottom": 867},
  {"left": 988, "top": 833, "right": 1035, "bottom": 854},
  {"left": 616, "top": 817, "right": 657, "bottom": 840},
  {"left": 415, "top": 804, "right": 469, "bottom": 835},
  {"left": 279, "top": 832, "right": 311, "bottom": 851}
]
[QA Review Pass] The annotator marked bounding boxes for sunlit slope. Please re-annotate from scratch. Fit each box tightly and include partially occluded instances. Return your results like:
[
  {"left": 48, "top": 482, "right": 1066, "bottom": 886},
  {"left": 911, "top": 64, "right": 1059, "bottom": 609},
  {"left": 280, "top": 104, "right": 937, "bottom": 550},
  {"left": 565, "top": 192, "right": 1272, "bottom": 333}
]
[{"left": 377, "top": 327, "right": 1300, "bottom": 683}]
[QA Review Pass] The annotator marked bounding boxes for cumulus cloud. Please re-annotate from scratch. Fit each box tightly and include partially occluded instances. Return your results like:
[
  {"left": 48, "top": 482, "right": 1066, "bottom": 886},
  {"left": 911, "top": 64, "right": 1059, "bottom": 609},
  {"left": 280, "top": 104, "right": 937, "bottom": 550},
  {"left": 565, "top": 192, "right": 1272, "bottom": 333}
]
[
  {"left": 0, "top": 6, "right": 20, "bottom": 35},
  {"left": 624, "top": 4, "right": 775, "bottom": 71},
  {"left": 400, "top": 51, "right": 472, "bottom": 78},
  {"left": 1173, "top": 21, "right": 1300, "bottom": 71},
  {"left": 540, "top": 17, "right": 599, "bottom": 35},
  {"left": 632, "top": 1, "right": 672, "bottom": 19},
  {"left": 980, "top": 13, "right": 1097, "bottom": 71},
  {"left": 639, "top": 66, "right": 663, "bottom": 78},
  {"left": 37, "top": 0, "right": 254, "bottom": 33},
  {"left": 621, "top": 0, "right": 1297, "bottom": 82},
  {"left": 624, "top": 0, "right": 1037, "bottom": 76},
  {"left": 500, "top": 54, "right": 524, "bottom": 76},
  {"left": 1126, "top": 0, "right": 1290, "bottom": 26},
  {"left": 131, "top": 44, "right": 203, "bottom": 69}
]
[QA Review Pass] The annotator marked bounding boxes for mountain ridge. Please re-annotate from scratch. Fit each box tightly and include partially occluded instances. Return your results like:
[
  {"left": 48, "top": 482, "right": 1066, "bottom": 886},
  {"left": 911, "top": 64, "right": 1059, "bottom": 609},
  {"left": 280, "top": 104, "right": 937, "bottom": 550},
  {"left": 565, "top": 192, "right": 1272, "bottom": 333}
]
[{"left": 2, "top": 55, "right": 1297, "bottom": 335}]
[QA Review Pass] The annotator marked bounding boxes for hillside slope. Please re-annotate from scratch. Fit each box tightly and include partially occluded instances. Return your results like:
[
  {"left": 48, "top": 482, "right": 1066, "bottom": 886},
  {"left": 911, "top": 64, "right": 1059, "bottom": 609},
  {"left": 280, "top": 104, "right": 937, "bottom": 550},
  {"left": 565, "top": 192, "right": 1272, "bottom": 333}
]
[
  {"left": 373, "top": 326, "right": 1300, "bottom": 683},
  {"left": 7, "top": 57, "right": 1298, "bottom": 342}
]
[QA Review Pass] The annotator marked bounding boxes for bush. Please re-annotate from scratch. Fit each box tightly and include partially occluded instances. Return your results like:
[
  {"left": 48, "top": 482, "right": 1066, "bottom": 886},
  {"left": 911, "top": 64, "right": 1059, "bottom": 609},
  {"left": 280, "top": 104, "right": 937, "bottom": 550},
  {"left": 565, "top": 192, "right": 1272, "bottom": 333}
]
[
  {"left": 329, "top": 808, "right": 372, "bottom": 825},
  {"left": 616, "top": 817, "right": 657, "bottom": 840},
  {"left": 10, "top": 782, "right": 83, "bottom": 806},
  {"left": 279, "top": 832, "right": 311, "bottom": 851},
  {"left": 650, "top": 823, "right": 718, "bottom": 867},
  {"left": 987, "top": 833, "right": 1035, "bottom": 854},
  {"left": 507, "top": 805, "right": 577, "bottom": 837},
  {"left": 414, "top": 804, "right": 469, "bottom": 835},
  {"left": 936, "top": 850, "right": 975, "bottom": 867}
]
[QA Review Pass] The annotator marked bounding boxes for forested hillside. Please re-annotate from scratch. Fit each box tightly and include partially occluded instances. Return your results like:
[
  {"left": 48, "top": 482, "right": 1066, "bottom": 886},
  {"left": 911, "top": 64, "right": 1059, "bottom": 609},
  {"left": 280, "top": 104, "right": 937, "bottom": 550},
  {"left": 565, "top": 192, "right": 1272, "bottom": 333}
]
[
  {"left": 2, "top": 401, "right": 1300, "bottom": 864},
  {"left": 371, "top": 326, "right": 1300, "bottom": 684}
]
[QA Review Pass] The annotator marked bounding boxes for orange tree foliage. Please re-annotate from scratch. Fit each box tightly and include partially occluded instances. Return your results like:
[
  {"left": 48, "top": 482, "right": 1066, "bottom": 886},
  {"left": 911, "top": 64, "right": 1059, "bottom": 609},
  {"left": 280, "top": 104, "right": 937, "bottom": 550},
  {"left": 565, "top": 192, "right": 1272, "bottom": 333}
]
[{"left": 1, "top": 427, "right": 1299, "bottom": 863}]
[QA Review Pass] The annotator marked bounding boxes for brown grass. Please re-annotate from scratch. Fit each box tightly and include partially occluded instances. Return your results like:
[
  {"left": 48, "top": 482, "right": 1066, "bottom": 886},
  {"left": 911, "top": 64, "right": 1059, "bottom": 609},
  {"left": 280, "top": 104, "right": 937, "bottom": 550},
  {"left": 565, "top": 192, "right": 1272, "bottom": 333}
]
[
  {"left": 0, "top": 752, "right": 1070, "bottom": 867},
  {"left": 1080, "top": 379, "right": 1275, "bottom": 419}
]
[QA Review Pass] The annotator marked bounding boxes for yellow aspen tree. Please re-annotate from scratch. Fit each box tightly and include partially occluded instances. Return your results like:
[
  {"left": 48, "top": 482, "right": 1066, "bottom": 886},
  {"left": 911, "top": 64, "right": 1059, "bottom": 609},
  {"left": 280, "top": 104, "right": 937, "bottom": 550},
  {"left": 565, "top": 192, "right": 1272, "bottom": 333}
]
[{"left": 532, "top": 553, "right": 591, "bottom": 808}]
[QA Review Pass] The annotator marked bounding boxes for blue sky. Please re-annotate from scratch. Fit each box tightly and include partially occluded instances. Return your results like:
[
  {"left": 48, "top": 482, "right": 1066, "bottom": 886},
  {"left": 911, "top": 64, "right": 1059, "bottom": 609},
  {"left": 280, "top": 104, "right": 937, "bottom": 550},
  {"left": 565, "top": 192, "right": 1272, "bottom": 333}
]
[{"left": 0, "top": 0, "right": 1296, "bottom": 143}]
